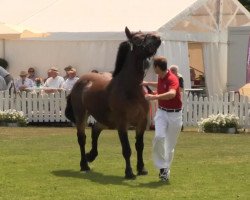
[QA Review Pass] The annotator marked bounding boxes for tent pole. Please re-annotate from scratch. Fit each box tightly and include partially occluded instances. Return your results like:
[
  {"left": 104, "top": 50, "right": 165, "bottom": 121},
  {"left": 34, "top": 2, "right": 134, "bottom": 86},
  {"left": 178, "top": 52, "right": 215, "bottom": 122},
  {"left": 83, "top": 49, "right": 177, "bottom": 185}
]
[{"left": 3, "top": 39, "right": 5, "bottom": 58}]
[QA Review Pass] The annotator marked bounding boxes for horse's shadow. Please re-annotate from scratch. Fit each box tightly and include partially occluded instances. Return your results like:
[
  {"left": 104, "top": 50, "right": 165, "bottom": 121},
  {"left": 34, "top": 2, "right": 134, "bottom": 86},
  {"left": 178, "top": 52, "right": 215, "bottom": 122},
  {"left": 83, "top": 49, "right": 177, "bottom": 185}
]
[
  {"left": 51, "top": 169, "right": 169, "bottom": 188},
  {"left": 52, "top": 169, "right": 125, "bottom": 186}
]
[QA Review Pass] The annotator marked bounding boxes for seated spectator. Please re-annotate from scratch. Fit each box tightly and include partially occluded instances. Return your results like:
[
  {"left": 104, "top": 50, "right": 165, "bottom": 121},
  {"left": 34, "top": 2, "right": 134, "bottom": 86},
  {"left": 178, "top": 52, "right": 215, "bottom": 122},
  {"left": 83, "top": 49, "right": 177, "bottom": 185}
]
[
  {"left": 0, "top": 58, "right": 8, "bottom": 69},
  {"left": 0, "top": 58, "right": 13, "bottom": 87},
  {"left": 14, "top": 71, "right": 34, "bottom": 92},
  {"left": 91, "top": 69, "right": 99, "bottom": 73},
  {"left": 170, "top": 65, "right": 184, "bottom": 92},
  {"left": 44, "top": 69, "right": 52, "bottom": 83},
  {"left": 64, "top": 65, "right": 74, "bottom": 80},
  {"left": 62, "top": 68, "right": 79, "bottom": 91},
  {"left": 27, "top": 67, "right": 37, "bottom": 82},
  {"left": 0, "top": 76, "right": 7, "bottom": 91},
  {"left": 44, "top": 67, "right": 64, "bottom": 93}
]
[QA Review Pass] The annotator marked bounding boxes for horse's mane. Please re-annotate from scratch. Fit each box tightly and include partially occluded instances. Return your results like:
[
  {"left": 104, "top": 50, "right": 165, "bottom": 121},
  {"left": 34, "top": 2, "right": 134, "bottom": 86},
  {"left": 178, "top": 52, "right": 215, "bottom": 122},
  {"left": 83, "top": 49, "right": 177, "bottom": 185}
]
[{"left": 112, "top": 41, "right": 131, "bottom": 77}]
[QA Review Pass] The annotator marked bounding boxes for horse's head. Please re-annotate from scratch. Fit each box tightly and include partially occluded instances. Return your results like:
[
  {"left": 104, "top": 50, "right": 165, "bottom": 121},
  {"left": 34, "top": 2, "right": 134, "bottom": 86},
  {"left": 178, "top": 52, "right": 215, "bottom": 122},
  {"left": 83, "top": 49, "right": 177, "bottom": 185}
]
[{"left": 125, "top": 27, "right": 161, "bottom": 59}]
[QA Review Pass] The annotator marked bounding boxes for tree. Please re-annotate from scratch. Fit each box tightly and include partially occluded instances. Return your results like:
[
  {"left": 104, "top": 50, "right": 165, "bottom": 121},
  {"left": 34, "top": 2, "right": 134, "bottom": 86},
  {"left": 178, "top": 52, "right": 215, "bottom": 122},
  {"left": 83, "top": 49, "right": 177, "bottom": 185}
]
[{"left": 239, "top": 0, "right": 250, "bottom": 11}]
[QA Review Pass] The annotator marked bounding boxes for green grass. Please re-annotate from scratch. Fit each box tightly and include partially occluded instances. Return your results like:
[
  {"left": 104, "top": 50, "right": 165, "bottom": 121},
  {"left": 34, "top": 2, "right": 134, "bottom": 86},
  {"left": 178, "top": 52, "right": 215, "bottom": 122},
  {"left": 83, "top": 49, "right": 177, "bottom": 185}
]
[{"left": 0, "top": 127, "right": 249, "bottom": 200}]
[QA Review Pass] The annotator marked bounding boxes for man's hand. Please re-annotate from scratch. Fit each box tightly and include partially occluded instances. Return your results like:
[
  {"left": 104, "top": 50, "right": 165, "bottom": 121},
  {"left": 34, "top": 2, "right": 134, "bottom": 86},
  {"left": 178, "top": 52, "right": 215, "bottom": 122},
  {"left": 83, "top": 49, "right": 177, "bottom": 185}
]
[
  {"left": 19, "top": 85, "right": 28, "bottom": 91},
  {"left": 145, "top": 94, "right": 157, "bottom": 101},
  {"left": 141, "top": 81, "right": 149, "bottom": 86}
]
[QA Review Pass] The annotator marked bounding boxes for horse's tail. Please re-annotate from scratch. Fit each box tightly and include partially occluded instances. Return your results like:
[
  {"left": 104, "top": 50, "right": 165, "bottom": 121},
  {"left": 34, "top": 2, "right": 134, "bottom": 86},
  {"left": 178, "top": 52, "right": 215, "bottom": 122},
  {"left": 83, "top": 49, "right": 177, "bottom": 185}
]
[{"left": 65, "top": 93, "right": 76, "bottom": 123}]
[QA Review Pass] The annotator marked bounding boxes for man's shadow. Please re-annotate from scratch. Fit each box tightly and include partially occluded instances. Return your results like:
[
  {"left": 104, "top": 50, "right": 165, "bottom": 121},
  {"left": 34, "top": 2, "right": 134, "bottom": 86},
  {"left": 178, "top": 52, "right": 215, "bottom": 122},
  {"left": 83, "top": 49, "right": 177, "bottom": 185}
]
[{"left": 51, "top": 169, "right": 169, "bottom": 188}]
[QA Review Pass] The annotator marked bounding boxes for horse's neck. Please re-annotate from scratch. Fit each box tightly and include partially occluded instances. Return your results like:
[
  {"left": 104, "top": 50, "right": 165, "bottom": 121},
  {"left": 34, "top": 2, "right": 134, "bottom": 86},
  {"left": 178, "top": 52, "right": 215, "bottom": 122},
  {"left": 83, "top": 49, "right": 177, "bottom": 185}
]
[{"left": 120, "top": 53, "right": 145, "bottom": 86}]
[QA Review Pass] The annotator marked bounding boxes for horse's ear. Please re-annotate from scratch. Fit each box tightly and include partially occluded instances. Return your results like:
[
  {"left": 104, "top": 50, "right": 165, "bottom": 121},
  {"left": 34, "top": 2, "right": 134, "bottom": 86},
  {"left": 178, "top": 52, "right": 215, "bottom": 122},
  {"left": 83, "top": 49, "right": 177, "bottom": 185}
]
[{"left": 125, "top": 27, "right": 132, "bottom": 39}]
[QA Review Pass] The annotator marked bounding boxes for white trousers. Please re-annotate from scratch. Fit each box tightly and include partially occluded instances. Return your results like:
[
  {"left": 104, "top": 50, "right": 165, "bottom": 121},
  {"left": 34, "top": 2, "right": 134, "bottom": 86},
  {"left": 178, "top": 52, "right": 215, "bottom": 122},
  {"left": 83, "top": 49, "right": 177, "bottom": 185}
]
[{"left": 153, "top": 109, "right": 182, "bottom": 169}]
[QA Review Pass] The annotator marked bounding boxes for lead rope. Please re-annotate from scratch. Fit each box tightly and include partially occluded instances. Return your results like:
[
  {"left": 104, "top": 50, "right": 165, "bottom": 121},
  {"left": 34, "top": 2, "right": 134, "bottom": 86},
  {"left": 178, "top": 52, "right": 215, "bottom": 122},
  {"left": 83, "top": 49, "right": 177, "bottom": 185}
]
[{"left": 142, "top": 58, "right": 154, "bottom": 94}]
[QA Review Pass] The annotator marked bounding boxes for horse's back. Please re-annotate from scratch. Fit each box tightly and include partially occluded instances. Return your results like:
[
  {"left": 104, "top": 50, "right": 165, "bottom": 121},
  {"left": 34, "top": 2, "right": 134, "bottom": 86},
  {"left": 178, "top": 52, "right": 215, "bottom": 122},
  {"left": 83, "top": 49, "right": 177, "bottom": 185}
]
[{"left": 78, "top": 72, "right": 112, "bottom": 90}]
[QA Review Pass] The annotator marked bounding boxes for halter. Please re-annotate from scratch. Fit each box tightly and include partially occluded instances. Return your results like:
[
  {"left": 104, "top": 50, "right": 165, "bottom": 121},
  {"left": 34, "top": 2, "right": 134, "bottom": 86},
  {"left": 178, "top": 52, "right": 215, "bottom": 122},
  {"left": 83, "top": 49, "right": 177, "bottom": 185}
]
[
  {"left": 129, "top": 34, "right": 150, "bottom": 51},
  {"left": 128, "top": 33, "right": 156, "bottom": 78}
]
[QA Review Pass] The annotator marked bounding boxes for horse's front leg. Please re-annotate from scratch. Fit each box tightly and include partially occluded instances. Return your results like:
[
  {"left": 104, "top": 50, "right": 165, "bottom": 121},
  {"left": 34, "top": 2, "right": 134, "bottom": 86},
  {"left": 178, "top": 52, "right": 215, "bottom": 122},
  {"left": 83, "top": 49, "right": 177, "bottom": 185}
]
[
  {"left": 86, "top": 124, "right": 102, "bottom": 162},
  {"left": 135, "top": 129, "right": 148, "bottom": 175},
  {"left": 118, "top": 130, "right": 136, "bottom": 179},
  {"left": 76, "top": 123, "right": 90, "bottom": 172}
]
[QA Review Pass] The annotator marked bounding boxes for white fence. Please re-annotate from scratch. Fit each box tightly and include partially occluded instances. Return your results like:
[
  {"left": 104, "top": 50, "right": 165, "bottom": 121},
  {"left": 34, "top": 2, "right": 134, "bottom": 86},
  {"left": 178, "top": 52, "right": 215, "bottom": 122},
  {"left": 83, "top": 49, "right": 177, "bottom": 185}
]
[
  {"left": 182, "top": 92, "right": 250, "bottom": 128},
  {"left": 0, "top": 90, "right": 68, "bottom": 123},
  {"left": 0, "top": 90, "right": 250, "bottom": 128}
]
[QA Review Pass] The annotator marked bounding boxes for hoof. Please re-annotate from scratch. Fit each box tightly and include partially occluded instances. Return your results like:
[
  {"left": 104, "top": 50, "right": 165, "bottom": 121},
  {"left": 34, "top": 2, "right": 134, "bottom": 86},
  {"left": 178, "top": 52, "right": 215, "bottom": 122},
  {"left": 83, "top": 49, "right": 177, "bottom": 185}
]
[
  {"left": 80, "top": 164, "right": 90, "bottom": 172},
  {"left": 137, "top": 167, "right": 148, "bottom": 176},
  {"left": 125, "top": 173, "right": 136, "bottom": 179},
  {"left": 125, "top": 168, "right": 136, "bottom": 179},
  {"left": 80, "top": 169, "right": 90, "bottom": 173}
]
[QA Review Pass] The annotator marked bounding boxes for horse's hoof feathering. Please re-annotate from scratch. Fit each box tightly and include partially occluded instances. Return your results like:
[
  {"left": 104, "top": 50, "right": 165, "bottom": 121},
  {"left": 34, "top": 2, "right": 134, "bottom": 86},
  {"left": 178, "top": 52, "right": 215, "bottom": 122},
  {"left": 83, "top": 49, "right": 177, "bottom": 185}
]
[
  {"left": 80, "top": 169, "right": 90, "bottom": 174},
  {"left": 125, "top": 173, "right": 136, "bottom": 180},
  {"left": 80, "top": 164, "right": 90, "bottom": 172}
]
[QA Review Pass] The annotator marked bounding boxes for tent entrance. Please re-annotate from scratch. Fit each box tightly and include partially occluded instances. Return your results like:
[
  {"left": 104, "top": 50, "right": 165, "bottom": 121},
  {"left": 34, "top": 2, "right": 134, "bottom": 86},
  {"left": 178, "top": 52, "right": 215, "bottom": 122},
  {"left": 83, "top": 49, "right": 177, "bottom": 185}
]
[{"left": 188, "top": 42, "right": 206, "bottom": 95}]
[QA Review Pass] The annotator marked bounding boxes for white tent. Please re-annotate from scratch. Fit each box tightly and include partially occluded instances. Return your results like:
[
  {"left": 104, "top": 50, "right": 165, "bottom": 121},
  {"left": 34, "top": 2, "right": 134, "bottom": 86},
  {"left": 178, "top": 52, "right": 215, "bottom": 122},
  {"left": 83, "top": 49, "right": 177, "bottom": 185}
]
[
  {"left": 0, "top": 0, "right": 249, "bottom": 95},
  {"left": 158, "top": 0, "right": 250, "bottom": 95}
]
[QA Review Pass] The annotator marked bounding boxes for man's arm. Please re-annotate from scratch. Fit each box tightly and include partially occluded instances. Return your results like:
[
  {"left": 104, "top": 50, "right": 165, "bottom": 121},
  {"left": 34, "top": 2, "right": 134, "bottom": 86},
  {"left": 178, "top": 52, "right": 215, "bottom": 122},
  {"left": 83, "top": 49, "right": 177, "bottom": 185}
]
[
  {"left": 145, "top": 89, "right": 176, "bottom": 101},
  {"left": 142, "top": 81, "right": 158, "bottom": 88}
]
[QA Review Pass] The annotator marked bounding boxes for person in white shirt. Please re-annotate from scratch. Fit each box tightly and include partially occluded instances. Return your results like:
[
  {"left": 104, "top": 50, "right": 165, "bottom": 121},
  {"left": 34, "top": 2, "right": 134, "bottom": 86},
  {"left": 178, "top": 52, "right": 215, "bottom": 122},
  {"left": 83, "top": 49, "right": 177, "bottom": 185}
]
[
  {"left": 63, "top": 65, "right": 73, "bottom": 80},
  {"left": 44, "top": 67, "right": 64, "bottom": 93},
  {"left": 0, "top": 66, "right": 13, "bottom": 87},
  {"left": 62, "top": 68, "right": 79, "bottom": 91},
  {"left": 0, "top": 76, "right": 7, "bottom": 91},
  {"left": 15, "top": 71, "right": 34, "bottom": 92},
  {"left": 0, "top": 59, "right": 13, "bottom": 87}
]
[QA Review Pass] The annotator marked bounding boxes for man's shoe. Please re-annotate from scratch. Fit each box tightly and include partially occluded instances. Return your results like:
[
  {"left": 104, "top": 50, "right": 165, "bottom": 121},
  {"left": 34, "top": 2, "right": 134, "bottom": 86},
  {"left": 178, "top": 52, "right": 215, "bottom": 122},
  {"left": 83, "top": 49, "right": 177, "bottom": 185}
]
[{"left": 159, "top": 168, "right": 170, "bottom": 182}]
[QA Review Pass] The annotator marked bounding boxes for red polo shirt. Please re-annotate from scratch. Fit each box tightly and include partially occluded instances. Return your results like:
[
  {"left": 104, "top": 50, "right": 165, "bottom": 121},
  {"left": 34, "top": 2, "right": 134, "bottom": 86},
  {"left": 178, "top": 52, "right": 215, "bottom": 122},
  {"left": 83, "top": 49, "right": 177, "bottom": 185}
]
[{"left": 157, "top": 70, "right": 182, "bottom": 109}]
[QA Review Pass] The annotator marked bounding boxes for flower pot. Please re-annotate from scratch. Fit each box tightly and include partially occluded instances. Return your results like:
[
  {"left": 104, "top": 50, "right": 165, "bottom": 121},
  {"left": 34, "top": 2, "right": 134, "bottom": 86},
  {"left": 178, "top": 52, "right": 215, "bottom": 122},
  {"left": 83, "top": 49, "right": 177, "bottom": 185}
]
[
  {"left": 226, "top": 127, "right": 236, "bottom": 134},
  {"left": 7, "top": 122, "right": 19, "bottom": 127},
  {"left": 204, "top": 126, "right": 236, "bottom": 133},
  {"left": 0, "top": 121, "right": 7, "bottom": 126}
]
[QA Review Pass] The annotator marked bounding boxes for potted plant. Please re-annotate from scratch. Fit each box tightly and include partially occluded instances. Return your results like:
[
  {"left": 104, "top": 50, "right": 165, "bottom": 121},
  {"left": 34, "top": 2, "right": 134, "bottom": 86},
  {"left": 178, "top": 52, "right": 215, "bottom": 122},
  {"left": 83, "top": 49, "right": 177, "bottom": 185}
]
[
  {"left": 1, "top": 109, "right": 28, "bottom": 127},
  {"left": 0, "top": 110, "right": 7, "bottom": 126},
  {"left": 198, "top": 114, "right": 239, "bottom": 133}
]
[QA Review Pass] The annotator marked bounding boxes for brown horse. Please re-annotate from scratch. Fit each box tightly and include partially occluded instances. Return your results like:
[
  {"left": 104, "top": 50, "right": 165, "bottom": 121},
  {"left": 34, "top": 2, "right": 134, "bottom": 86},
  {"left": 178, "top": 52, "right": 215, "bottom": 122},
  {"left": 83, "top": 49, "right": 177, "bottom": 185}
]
[{"left": 65, "top": 27, "right": 161, "bottom": 179}]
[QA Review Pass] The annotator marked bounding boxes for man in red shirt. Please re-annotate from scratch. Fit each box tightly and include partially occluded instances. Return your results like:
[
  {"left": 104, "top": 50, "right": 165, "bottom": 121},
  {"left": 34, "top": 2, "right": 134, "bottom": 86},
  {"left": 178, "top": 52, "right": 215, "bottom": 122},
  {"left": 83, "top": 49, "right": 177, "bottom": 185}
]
[{"left": 142, "top": 56, "right": 183, "bottom": 182}]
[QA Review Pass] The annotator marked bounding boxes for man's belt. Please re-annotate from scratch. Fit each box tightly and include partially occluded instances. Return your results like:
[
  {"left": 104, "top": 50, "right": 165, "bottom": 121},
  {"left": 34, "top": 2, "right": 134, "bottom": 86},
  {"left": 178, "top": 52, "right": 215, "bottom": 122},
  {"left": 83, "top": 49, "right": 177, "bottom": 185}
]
[{"left": 159, "top": 107, "right": 182, "bottom": 112}]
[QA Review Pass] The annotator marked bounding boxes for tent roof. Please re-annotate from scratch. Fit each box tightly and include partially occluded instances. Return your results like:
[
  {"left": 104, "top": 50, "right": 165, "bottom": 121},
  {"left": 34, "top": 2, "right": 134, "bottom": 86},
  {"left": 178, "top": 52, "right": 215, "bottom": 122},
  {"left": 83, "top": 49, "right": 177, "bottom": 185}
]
[
  {"left": 160, "top": 0, "right": 250, "bottom": 33},
  {"left": 0, "top": 0, "right": 198, "bottom": 32},
  {"left": 0, "top": 0, "right": 249, "bottom": 41}
]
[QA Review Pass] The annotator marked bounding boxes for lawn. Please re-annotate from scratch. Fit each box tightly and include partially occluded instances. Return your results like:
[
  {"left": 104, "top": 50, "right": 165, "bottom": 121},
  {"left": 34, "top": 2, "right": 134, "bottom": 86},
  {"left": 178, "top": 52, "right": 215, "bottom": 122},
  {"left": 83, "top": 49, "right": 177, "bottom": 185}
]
[{"left": 0, "top": 127, "right": 249, "bottom": 200}]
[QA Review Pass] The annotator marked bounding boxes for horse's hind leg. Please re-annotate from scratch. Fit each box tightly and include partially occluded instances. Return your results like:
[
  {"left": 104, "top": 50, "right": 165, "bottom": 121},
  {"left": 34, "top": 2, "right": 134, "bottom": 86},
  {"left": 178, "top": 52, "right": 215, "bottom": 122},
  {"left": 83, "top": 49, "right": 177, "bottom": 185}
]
[
  {"left": 86, "top": 123, "right": 102, "bottom": 162},
  {"left": 76, "top": 121, "right": 90, "bottom": 172},
  {"left": 118, "top": 130, "right": 136, "bottom": 179}
]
